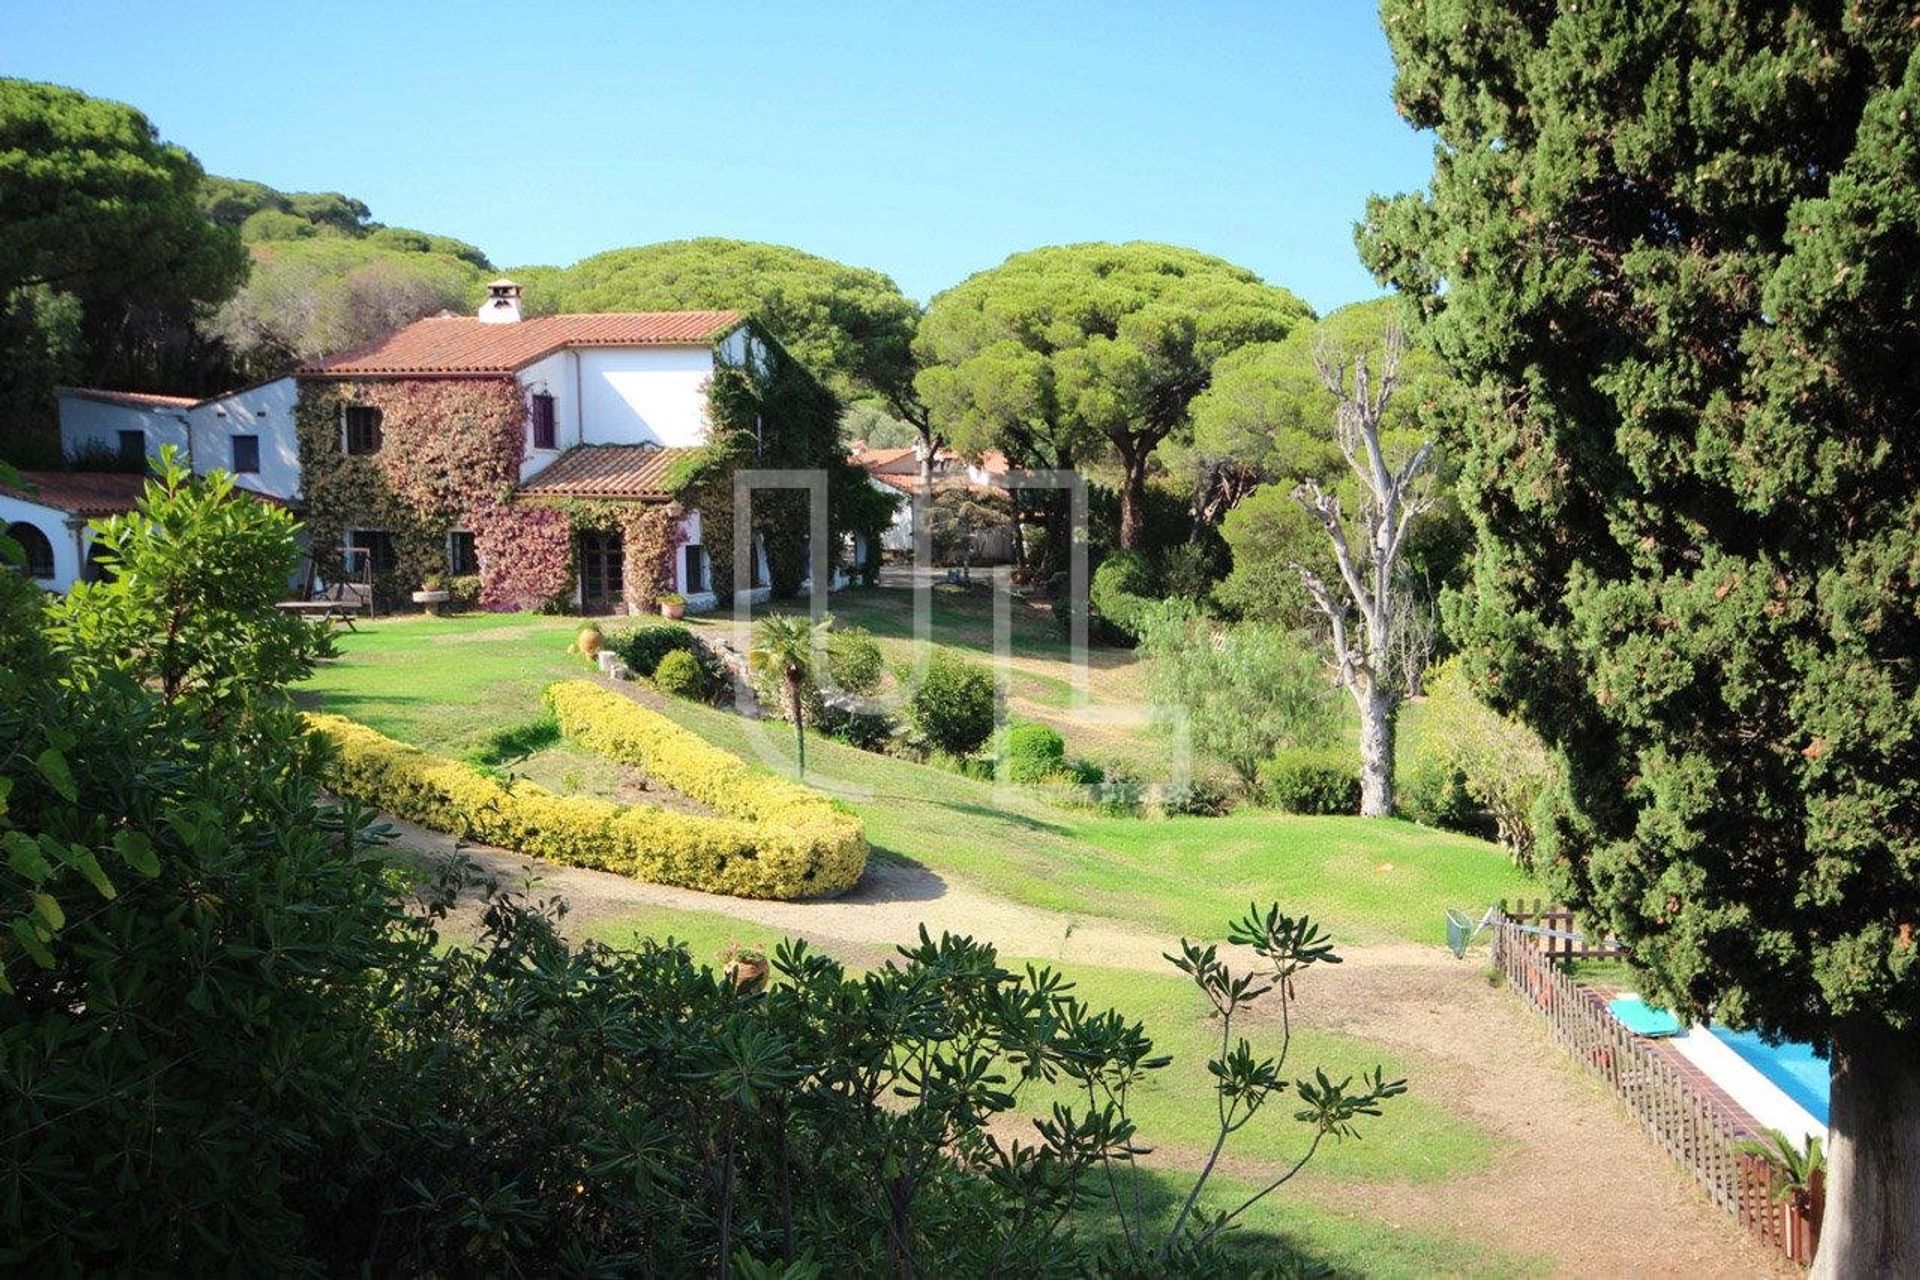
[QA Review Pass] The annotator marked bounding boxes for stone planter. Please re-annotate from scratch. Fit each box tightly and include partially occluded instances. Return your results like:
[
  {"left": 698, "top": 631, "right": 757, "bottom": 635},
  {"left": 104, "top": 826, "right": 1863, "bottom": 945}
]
[
  {"left": 411, "top": 588, "right": 451, "bottom": 615},
  {"left": 659, "top": 600, "right": 687, "bottom": 620}
]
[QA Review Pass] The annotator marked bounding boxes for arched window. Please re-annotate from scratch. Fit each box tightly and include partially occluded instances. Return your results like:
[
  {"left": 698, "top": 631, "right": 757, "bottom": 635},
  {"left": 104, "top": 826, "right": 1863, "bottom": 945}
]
[{"left": 6, "top": 521, "right": 56, "bottom": 580}]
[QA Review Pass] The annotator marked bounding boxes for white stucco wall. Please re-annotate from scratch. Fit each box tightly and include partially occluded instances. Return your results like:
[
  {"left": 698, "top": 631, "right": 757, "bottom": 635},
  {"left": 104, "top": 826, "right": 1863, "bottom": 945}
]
[
  {"left": 577, "top": 347, "right": 717, "bottom": 448},
  {"left": 187, "top": 377, "right": 301, "bottom": 500},
  {"left": 515, "top": 350, "right": 576, "bottom": 481},
  {"left": 1, "top": 492, "right": 85, "bottom": 592},
  {"left": 57, "top": 395, "right": 188, "bottom": 466}
]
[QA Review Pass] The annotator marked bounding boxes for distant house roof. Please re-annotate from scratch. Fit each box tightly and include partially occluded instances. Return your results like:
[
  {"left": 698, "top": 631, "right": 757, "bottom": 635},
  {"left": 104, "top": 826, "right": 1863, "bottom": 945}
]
[
  {"left": 517, "top": 445, "right": 701, "bottom": 502},
  {"left": 1, "top": 470, "right": 292, "bottom": 517},
  {"left": 55, "top": 387, "right": 200, "bottom": 410},
  {"left": 1, "top": 470, "right": 151, "bottom": 516},
  {"left": 301, "top": 311, "right": 745, "bottom": 377},
  {"left": 849, "top": 444, "right": 1011, "bottom": 495}
]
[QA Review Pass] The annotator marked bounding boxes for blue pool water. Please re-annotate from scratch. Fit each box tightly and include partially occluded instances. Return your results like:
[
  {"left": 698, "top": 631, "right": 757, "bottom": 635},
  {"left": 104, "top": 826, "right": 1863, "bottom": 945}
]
[{"left": 1708, "top": 1026, "right": 1831, "bottom": 1125}]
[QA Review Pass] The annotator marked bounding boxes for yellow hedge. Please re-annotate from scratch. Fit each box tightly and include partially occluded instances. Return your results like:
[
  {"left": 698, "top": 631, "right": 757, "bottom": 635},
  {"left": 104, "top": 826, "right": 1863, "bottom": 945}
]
[{"left": 306, "top": 694, "right": 867, "bottom": 900}]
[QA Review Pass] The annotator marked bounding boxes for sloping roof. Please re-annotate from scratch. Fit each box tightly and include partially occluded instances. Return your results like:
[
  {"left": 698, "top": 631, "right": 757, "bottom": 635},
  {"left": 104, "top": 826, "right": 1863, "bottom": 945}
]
[
  {"left": 2, "top": 470, "right": 151, "bottom": 516},
  {"left": 516, "top": 445, "right": 700, "bottom": 502},
  {"left": 301, "top": 311, "right": 745, "bottom": 377},
  {"left": 850, "top": 445, "right": 919, "bottom": 473},
  {"left": 1, "top": 471, "right": 292, "bottom": 517},
  {"left": 55, "top": 387, "right": 200, "bottom": 410}
]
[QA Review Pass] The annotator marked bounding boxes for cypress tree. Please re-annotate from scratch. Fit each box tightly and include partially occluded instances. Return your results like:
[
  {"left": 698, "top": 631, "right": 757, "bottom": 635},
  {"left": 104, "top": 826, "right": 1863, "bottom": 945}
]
[{"left": 1363, "top": 6, "right": 1919, "bottom": 1272}]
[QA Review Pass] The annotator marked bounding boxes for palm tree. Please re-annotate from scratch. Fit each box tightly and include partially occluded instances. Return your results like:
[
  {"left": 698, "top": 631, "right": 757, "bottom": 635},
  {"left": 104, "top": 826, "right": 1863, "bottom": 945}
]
[{"left": 749, "top": 613, "right": 833, "bottom": 779}]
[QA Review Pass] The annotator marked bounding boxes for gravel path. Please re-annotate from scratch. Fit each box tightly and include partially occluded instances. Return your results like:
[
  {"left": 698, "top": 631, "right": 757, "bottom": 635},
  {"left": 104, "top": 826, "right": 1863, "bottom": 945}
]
[{"left": 390, "top": 818, "right": 1788, "bottom": 1278}]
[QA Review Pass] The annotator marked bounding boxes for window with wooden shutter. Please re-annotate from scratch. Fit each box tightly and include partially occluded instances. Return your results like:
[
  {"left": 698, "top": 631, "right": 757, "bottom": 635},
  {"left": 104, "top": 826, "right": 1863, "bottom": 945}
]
[
  {"left": 531, "top": 393, "right": 557, "bottom": 450},
  {"left": 343, "top": 405, "right": 383, "bottom": 455}
]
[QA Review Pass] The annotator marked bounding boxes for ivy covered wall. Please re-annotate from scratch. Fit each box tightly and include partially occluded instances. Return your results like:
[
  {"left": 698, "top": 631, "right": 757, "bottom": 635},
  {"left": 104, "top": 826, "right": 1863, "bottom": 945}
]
[
  {"left": 686, "top": 329, "right": 897, "bottom": 604},
  {"left": 294, "top": 377, "right": 525, "bottom": 603},
  {"left": 291, "top": 327, "right": 895, "bottom": 615}
]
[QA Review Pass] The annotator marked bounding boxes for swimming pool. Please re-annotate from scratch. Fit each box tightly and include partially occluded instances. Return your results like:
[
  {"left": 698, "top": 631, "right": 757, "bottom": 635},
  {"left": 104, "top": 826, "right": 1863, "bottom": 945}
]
[{"left": 1706, "top": 1025, "right": 1830, "bottom": 1126}]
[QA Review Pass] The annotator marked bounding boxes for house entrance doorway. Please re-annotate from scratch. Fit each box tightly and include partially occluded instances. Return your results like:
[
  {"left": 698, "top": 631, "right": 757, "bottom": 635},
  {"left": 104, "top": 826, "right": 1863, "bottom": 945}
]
[{"left": 578, "top": 529, "right": 624, "bottom": 613}]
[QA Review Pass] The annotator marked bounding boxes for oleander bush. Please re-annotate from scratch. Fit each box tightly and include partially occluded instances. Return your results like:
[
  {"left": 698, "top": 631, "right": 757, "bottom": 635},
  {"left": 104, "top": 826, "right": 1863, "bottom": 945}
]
[
  {"left": 611, "top": 620, "right": 702, "bottom": 677},
  {"left": 1259, "top": 747, "right": 1361, "bottom": 816},
  {"left": 309, "top": 686, "right": 868, "bottom": 899}
]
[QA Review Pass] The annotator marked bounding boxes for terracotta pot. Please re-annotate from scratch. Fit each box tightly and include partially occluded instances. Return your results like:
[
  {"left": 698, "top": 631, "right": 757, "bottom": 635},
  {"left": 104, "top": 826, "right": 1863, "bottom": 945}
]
[
  {"left": 577, "top": 626, "right": 604, "bottom": 657},
  {"left": 660, "top": 601, "right": 686, "bottom": 620},
  {"left": 726, "top": 958, "right": 769, "bottom": 991}
]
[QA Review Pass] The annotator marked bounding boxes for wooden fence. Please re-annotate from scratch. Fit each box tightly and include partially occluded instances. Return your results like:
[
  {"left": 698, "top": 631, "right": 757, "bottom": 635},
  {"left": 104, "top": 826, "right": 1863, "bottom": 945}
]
[
  {"left": 1490, "top": 914, "right": 1823, "bottom": 1266},
  {"left": 1496, "top": 897, "right": 1628, "bottom": 962}
]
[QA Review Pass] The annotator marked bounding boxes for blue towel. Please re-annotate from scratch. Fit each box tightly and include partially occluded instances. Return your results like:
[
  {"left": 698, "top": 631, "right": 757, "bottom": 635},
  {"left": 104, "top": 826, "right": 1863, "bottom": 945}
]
[{"left": 1608, "top": 995, "right": 1682, "bottom": 1037}]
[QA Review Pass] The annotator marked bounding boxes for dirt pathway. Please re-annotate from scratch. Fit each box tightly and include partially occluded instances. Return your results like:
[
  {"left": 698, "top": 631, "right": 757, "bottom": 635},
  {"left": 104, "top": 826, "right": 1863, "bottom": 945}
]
[{"left": 391, "top": 820, "right": 1787, "bottom": 1278}]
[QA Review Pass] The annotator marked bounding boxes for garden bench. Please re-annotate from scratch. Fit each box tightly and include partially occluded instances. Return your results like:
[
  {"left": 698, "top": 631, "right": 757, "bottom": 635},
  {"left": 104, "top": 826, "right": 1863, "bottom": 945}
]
[{"left": 276, "top": 582, "right": 372, "bottom": 630}]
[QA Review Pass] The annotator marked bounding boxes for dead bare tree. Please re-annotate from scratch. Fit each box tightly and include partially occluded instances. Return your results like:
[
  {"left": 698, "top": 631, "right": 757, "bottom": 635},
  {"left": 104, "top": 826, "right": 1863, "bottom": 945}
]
[{"left": 1291, "top": 327, "right": 1435, "bottom": 817}]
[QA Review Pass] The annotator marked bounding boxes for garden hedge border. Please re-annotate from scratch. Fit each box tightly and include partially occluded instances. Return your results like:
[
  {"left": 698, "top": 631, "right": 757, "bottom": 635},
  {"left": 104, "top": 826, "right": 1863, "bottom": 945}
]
[{"left": 306, "top": 683, "right": 867, "bottom": 899}]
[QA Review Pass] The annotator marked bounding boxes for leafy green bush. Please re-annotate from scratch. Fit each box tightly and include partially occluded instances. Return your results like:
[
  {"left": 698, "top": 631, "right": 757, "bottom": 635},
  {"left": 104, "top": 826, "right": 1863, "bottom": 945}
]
[
  {"left": 1138, "top": 607, "right": 1339, "bottom": 795},
  {"left": 905, "top": 649, "right": 997, "bottom": 757},
  {"left": 653, "top": 648, "right": 711, "bottom": 701},
  {"left": 1418, "top": 659, "right": 1556, "bottom": 866},
  {"left": 613, "top": 621, "right": 700, "bottom": 677},
  {"left": 1000, "top": 721, "right": 1068, "bottom": 783},
  {"left": 1399, "top": 750, "right": 1478, "bottom": 832},
  {"left": 1259, "top": 748, "right": 1361, "bottom": 815},
  {"left": 446, "top": 573, "right": 481, "bottom": 611},
  {"left": 827, "top": 625, "right": 885, "bottom": 695},
  {"left": 1090, "top": 550, "right": 1157, "bottom": 640}
]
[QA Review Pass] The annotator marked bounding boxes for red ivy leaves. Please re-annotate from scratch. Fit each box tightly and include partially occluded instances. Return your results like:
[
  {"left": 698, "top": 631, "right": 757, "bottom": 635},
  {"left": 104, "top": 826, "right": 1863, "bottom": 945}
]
[
  {"left": 471, "top": 502, "right": 573, "bottom": 612},
  {"left": 356, "top": 379, "right": 526, "bottom": 524}
]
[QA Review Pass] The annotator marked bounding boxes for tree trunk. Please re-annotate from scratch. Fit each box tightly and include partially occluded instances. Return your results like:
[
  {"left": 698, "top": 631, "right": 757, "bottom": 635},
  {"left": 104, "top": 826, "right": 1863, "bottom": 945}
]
[
  {"left": 1810, "top": 1020, "right": 1920, "bottom": 1278},
  {"left": 1357, "top": 681, "right": 1395, "bottom": 817},
  {"left": 787, "top": 667, "right": 806, "bottom": 779},
  {"left": 1117, "top": 445, "right": 1149, "bottom": 552}
]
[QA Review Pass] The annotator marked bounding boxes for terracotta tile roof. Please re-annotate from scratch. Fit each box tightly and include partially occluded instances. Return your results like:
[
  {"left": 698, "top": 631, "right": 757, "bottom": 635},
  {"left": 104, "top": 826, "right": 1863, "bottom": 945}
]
[
  {"left": 2, "top": 470, "right": 293, "bottom": 516},
  {"left": 516, "top": 445, "right": 700, "bottom": 501},
  {"left": 2, "top": 470, "right": 151, "bottom": 516},
  {"left": 850, "top": 445, "right": 919, "bottom": 471},
  {"left": 300, "top": 311, "right": 745, "bottom": 377},
  {"left": 55, "top": 386, "right": 200, "bottom": 409}
]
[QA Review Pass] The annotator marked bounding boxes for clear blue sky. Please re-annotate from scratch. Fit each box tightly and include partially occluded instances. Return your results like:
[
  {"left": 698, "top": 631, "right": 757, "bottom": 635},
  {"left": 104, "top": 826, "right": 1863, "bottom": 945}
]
[{"left": 6, "top": 1, "right": 1432, "bottom": 313}]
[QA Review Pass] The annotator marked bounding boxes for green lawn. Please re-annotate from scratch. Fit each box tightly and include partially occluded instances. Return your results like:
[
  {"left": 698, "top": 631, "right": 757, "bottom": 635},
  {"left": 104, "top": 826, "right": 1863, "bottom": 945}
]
[
  {"left": 299, "top": 612, "right": 1536, "bottom": 946},
  {"left": 316, "top": 612, "right": 1549, "bottom": 1275},
  {"left": 579, "top": 900, "right": 1539, "bottom": 1279}
]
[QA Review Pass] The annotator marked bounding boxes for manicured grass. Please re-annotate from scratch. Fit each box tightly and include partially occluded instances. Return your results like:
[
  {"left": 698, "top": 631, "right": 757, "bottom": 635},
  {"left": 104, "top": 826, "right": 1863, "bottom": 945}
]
[
  {"left": 300, "top": 612, "right": 1537, "bottom": 946},
  {"left": 296, "top": 613, "right": 587, "bottom": 755}
]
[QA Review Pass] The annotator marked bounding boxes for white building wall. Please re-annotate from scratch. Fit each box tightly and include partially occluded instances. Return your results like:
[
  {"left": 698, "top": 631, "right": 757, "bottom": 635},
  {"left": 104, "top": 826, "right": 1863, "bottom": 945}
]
[
  {"left": 57, "top": 396, "right": 187, "bottom": 466},
  {"left": 577, "top": 347, "right": 716, "bottom": 448},
  {"left": 515, "top": 350, "right": 575, "bottom": 482},
  {"left": 186, "top": 377, "right": 301, "bottom": 500},
  {"left": 1, "top": 492, "right": 85, "bottom": 592}
]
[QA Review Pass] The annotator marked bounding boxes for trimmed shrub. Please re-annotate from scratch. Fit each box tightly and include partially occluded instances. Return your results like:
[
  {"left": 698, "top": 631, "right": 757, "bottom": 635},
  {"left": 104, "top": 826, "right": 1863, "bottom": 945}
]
[
  {"left": 308, "top": 685, "right": 867, "bottom": 899},
  {"left": 827, "top": 625, "right": 885, "bottom": 695},
  {"left": 613, "top": 621, "right": 700, "bottom": 677},
  {"left": 447, "top": 574, "right": 481, "bottom": 611},
  {"left": 1000, "top": 722, "right": 1067, "bottom": 783},
  {"left": 906, "top": 649, "right": 997, "bottom": 757},
  {"left": 1090, "top": 550, "right": 1157, "bottom": 640},
  {"left": 1259, "top": 748, "right": 1361, "bottom": 815},
  {"left": 653, "top": 648, "right": 711, "bottom": 701}
]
